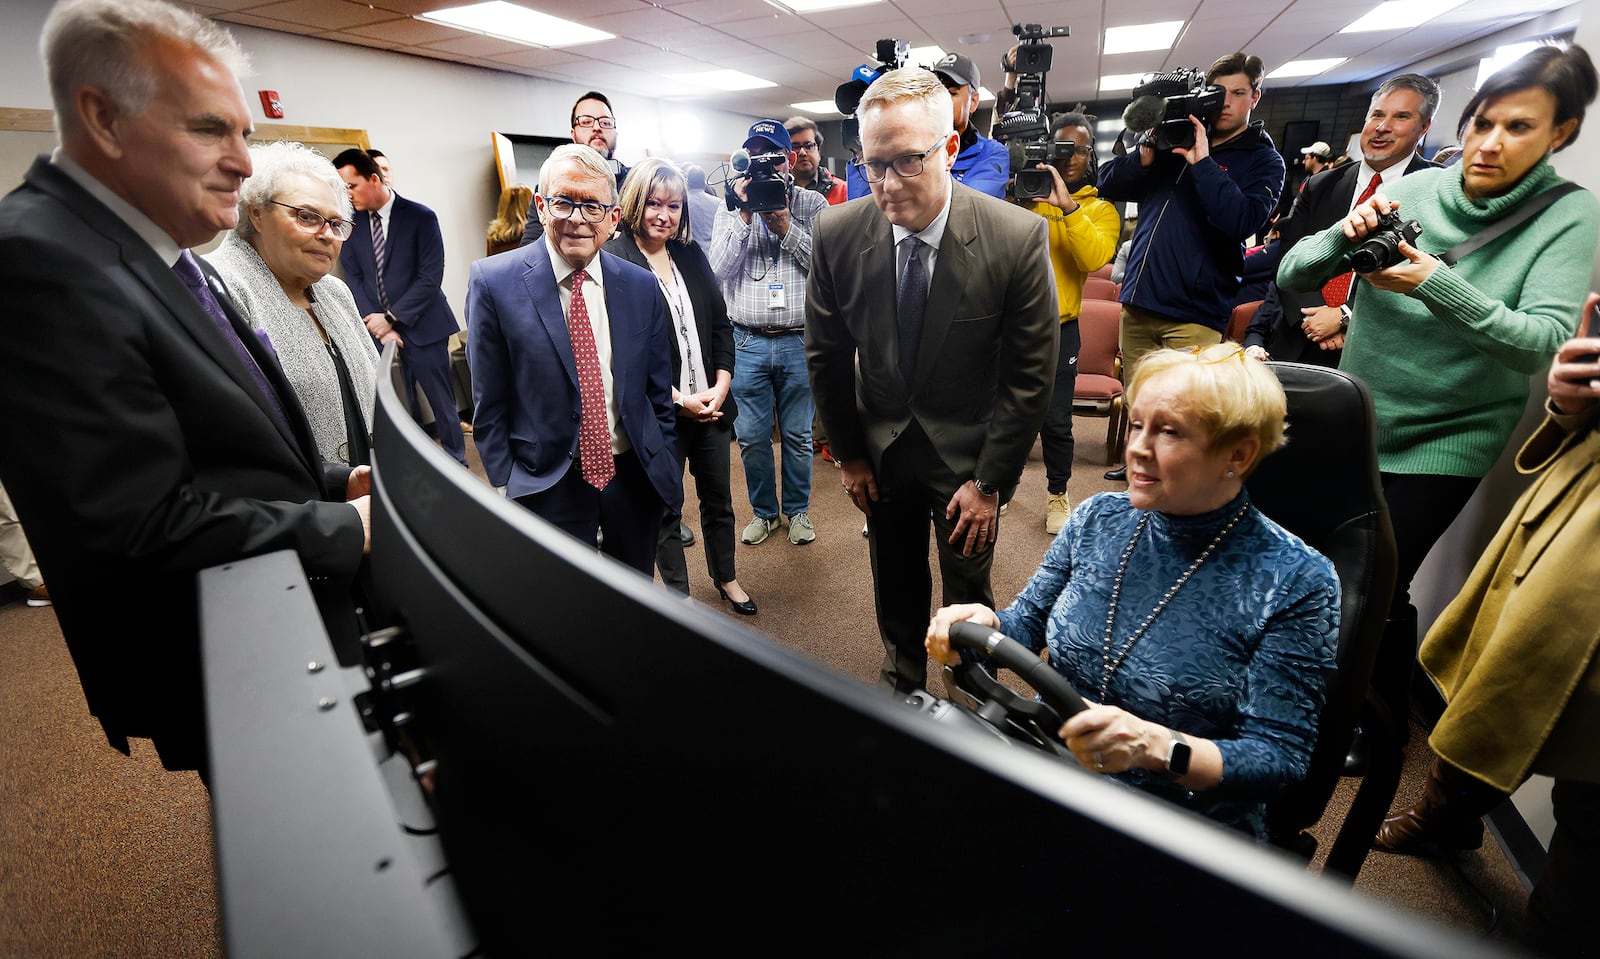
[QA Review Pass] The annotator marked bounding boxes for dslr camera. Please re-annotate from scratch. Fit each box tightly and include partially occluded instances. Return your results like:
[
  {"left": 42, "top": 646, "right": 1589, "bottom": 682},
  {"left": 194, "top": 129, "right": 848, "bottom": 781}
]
[
  {"left": 993, "top": 22, "right": 1070, "bottom": 202},
  {"left": 1129, "top": 68, "right": 1225, "bottom": 151},
  {"left": 1349, "top": 211, "right": 1423, "bottom": 273}
]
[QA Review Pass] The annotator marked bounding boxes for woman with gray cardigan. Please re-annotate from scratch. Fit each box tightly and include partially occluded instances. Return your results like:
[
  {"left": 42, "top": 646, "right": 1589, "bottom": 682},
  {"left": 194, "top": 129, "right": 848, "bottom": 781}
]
[{"left": 206, "top": 141, "right": 379, "bottom": 466}]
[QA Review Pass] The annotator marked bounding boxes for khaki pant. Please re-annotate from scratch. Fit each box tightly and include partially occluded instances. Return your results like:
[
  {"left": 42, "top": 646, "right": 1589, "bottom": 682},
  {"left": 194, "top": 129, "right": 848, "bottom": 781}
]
[
  {"left": 0, "top": 480, "right": 41, "bottom": 589},
  {"left": 1118, "top": 304, "right": 1223, "bottom": 383}
]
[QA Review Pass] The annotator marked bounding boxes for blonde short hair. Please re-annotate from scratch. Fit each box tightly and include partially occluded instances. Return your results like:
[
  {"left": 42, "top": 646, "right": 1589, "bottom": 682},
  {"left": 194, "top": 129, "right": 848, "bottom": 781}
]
[
  {"left": 539, "top": 144, "right": 617, "bottom": 204},
  {"left": 857, "top": 67, "right": 949, "bottom": 137},
  {"left": 1128, "top": 345, "right": 1288, "bottom": 473},
  {"left": 617, "top": 158, "right": 691, "bottom": 244}
]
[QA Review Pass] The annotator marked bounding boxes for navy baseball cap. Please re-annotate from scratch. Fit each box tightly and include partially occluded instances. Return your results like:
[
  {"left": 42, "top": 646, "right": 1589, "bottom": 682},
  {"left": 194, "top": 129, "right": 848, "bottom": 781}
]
[{"left": 743, "top": 119, "right": 792, "bottom": 153}]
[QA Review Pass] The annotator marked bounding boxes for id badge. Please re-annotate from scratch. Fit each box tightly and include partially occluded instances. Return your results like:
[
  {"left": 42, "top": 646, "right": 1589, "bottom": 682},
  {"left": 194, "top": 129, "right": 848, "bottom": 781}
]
[{"left": 768, "top": 283, "right": 786, "bottom": 310}]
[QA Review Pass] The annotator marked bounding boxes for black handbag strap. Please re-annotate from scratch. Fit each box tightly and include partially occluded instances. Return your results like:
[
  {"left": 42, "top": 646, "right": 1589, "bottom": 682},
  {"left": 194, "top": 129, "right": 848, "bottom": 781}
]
[{"left": 1439, "top": 182, "right": 1584, "bottom": 266}]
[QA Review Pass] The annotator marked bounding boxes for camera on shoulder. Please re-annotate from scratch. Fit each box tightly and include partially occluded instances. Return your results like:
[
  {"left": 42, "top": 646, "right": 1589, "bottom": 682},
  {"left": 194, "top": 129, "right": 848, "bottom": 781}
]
[
  {"left": 992, "top": 22, "right": 1070, "bottom": 202},
  {"left": 1123, "top": 69, "right": 1225, "bottom": 152}
]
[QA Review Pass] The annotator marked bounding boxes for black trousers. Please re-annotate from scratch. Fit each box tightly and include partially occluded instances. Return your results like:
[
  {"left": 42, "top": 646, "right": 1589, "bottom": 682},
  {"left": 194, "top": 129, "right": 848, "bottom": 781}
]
[
  {"left": 1524, "top": 778, "right": 1600, "bottom": 957},
  {"left": 656, "top": 415, "right": 737, "bottom": 594},
  {"left": 516, "top": 454, "right": 663, "bottom": 576},
  {"left": 867, "top": 423, "right": 994, "bottom": 692},
  {"left": 1040, "top": 319, "right": 1081, "bottom": 494}
]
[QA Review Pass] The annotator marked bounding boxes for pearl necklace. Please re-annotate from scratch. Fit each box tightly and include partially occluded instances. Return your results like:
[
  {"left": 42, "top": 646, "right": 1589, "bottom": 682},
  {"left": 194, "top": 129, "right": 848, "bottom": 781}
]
[{"left": 1098, "top": 503, "right": 1251, "bottom": 701}]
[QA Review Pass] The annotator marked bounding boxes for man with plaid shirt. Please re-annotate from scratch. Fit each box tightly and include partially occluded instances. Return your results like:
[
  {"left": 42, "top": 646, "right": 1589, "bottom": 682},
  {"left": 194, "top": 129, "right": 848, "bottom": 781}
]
[{"left": 710, "top": 119, "right": 829, "bottom": 546}]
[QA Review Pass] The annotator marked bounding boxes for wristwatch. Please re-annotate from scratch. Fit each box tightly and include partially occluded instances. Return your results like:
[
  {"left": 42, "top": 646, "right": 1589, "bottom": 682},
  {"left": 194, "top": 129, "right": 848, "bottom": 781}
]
[
  {"left": 973, "top": 478, "right": 999, "bottom": 497},
  {"left": 1338, "top": 304, "right": 1352, "bottom": 333},
  {"left": 1165, "top": 729, "right": 1192, "bottom": 778}
]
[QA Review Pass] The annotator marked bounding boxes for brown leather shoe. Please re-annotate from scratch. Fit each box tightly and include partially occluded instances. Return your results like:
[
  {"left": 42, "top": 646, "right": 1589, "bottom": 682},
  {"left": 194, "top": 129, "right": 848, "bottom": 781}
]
[{"left": 1374, "top": 798, "right": 1485, "bottom": 856}]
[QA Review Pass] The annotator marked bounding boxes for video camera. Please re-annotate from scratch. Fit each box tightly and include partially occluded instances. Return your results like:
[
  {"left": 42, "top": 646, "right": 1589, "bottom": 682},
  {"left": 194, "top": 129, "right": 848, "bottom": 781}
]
[
  {"left": 1123, "top": 68, "right": 1225, "bottom": 152},
  {"left": 992, "top": 22, "right": 1070, "bottom": 201},
  {"left": 725, "top": 148, "right": 791, "bottom": 215},
  {"left": 835, "top": 39, "right": 912, "bottom": 117}
]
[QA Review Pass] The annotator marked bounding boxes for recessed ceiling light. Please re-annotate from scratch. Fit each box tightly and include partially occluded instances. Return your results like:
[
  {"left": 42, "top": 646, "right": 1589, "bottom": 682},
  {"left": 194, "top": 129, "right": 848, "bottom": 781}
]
[
  {"left": 416, "top": 1, "right": 613, "bottom": 48},
  {"left": 765, "top": 0, "right": 882, "bottom": 12},
  {"left": 1096, "top": 118, "right": 1124, "bottom": 134},
  {"left": 1103, "top": 20, "right": 1184, "bottom": 56},
  {"left": 1266, "top": 58, "right": 1348, "bottom": 78},
  {"left": 1340, "top": 0, "right": 1468, "bottom": 33},
  {"left": 670, "top": 69, "right": 777, "bottom": 91},
  {"left": 958, "top": 33, "right": 990, "bottom": 45},
  {"left": 791, "top": 100, "right": 841, "bottom": 114},
  {"left": 1099, "top": 73, "right": 1147, "bottom": 93}
]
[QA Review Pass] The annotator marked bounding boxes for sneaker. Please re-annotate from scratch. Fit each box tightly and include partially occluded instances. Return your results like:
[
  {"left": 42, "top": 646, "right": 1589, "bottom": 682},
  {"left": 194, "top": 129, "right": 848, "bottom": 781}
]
[
  {"left": 817, "top": 443, "right": 842, "bottom": 468},
  {"left": 1045, "top": 492, "right": 1071, "bottom": 535},
  {"left": 786, "top": 512, "right": 815, "bottom": 546},
  {"left": 25, "top": 584, "right": 51, "bottom": 607},
  {"left": 741, "top": 515, "right": 781, "bottom": 545}
]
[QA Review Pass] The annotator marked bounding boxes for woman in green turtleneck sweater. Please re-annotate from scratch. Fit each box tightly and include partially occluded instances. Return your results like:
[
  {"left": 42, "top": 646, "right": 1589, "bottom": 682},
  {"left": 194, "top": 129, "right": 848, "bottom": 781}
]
[{"left": 1277, "top": 43, "right": 1600, "bottom": 742}]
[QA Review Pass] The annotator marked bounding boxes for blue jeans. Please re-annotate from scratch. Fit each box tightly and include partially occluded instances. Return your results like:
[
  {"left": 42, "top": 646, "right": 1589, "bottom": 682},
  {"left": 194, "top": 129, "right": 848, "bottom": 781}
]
[{"left": 731, "top": 327, "right": 812, "bottom": 519}]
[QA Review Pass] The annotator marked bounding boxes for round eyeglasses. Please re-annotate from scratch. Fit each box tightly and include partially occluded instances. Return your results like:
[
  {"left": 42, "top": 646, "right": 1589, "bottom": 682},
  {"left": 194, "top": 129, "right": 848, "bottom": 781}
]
[
  {"left": 849, "top": 135, "right": 951, "bottom": 184},
  {"left": 573, "top": 115, "right": 617, "bottom": 130},
  {"left": 269, "top": 201, "right": 354, "bottom": 240},
  {"left": 540, "top": 195, "right": 615, "bottom": 223}
]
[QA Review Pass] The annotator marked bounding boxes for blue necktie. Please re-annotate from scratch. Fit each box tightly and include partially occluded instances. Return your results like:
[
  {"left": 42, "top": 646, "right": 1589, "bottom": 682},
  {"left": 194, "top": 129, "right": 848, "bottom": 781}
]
[
  {"left": 172, "top": 250, "right": 290, "bottom": 434},
  {"left": 897, "top": 235, "right": 928, "bottom": 382}
]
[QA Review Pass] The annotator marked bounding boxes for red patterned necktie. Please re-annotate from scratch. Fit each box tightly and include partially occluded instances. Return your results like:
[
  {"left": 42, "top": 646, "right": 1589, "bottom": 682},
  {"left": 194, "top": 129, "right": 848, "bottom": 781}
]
[
  {"left": 1321, "top": 173, "right": 1383, "bottom": 307},
  {"left": 567, "top": 268, "right": 615, "bottom": 490}
]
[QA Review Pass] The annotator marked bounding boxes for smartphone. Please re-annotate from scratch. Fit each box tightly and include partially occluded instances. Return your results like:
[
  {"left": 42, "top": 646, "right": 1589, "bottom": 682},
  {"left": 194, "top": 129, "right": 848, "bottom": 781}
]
[{"left": 1580, "top": 302, "right": 1600, "bottom": 366}]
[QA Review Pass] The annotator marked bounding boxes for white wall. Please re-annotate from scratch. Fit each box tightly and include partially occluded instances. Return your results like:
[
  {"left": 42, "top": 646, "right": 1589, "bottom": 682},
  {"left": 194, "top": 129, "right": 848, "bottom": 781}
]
[{"left": 0, "top": 0, "right": 757, "bottom": 320}]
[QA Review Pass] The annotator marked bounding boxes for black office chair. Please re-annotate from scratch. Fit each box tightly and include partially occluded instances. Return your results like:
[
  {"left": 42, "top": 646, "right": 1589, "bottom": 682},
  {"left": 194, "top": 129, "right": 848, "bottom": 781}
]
[{"left": 1247, "top": 362, "right": 1400, "bottom": 880}]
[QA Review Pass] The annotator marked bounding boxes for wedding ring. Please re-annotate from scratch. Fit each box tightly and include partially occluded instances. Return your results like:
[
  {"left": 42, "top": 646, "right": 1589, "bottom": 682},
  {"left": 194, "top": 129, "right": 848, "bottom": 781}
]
[{"left": 1094, "top": 752, "right": 1104, "bottom": 770}]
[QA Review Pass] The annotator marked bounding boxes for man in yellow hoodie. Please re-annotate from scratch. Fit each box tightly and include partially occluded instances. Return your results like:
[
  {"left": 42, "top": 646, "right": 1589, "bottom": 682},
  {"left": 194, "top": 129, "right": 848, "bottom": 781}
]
[{"left": 1022, "top": 113, "right": 1120, "bottom": 533}]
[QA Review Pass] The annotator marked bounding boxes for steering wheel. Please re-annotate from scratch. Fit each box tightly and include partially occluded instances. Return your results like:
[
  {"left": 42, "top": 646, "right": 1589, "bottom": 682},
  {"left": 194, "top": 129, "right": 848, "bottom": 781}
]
[{"left": 944, "top": 621, "right": 1088, "bottom": 757}]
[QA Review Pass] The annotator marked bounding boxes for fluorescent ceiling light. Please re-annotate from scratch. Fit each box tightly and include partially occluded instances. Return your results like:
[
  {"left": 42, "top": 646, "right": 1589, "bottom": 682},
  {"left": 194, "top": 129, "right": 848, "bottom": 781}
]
[
  {"left": 907, "top": 45, "right": 946, "bottom": 65},
  {"left": 1340, "top": 0, "right": 1468, "bottom": 33},
  {"left": 1097, "top": 118, "right": 1123, "bottom": 134},
  {"left": 1103, "top": 20, "right": 1184, "bottom": 56},
  {"left": 1267, "top": 57, "right": 1347, "bottom": 78},
  {"left": 976, "top": 86, "right": 995, "bottom": 102},
  {"left": 416, "top": 1, "right": 612, "bottom": 48},
  {"left": 670, "top": 69, "right": 777, "bottom": 91},
  {"left": 1477, "top": 41, "right": 1541, "bottom": 88},
  {"left": 791, "top": 100, "right": 840, "bottom": 114},
  {"left": 1099, "top": 73, "right": 1147, "bottom": 93},
  {"left": 766, "top": 0, "right": 882, "bottom": 11}
]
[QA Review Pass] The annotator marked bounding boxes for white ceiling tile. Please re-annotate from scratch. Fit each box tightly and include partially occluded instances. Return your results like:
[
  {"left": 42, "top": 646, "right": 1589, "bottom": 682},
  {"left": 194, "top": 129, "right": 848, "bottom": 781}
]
[{"left": 245, "top": 0, "right": 399, "bottom": 31}]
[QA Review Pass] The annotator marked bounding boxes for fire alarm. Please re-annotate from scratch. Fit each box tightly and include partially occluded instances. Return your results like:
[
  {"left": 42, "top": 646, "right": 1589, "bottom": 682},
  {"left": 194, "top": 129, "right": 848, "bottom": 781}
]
[{"left": 259, "top": 90, "right": 284, "bottom": 119}]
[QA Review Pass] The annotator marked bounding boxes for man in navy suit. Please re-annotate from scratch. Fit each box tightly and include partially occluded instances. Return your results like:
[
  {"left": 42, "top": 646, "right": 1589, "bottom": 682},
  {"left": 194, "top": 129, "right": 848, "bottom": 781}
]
[
  {"left": 467, "top": 145, "right": 681, "bottom": 574},
  {"left": 1246, "top": 74, "right": 1439, "bottom": 365},
  {"left": 0, "top": 0, "right": 367, "bottom": 775},
  {"left": 332, "top": 148, "right": 467, "bottom": 465}
]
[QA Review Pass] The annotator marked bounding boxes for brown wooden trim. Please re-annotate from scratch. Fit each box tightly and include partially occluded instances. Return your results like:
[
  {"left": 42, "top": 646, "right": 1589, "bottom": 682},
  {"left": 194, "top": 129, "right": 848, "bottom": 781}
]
[
  {"left": 0, "top": 108, "right": 55, "bottom": 134},
  {"left": 0, "top": 109, "right": 370, "bottom": 150}
]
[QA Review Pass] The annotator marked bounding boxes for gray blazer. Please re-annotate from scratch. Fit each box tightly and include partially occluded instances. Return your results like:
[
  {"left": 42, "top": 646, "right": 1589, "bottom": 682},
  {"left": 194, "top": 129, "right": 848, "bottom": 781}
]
[{"left": 206, "top": 233, "right": 380, "bottom": 465}]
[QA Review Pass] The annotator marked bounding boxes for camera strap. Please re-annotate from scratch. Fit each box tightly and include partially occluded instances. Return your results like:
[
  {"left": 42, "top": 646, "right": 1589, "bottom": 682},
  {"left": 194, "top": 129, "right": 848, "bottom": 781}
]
[{"left": 1439, "top": 182, "right": 1583, "bottom": 267}]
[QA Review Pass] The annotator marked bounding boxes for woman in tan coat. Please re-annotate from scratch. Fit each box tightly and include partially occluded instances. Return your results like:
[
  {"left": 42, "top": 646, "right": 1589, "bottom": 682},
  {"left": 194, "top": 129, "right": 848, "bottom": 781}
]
[{"left": 1376, "top": 292, "right": 1600, "bottom": 956}]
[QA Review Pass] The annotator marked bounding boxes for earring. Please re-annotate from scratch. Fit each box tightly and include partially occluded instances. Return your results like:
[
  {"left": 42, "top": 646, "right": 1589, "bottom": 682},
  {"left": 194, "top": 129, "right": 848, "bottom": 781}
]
[{"left": 1226, "top": 470, "right": 1236, "bottom": 479}]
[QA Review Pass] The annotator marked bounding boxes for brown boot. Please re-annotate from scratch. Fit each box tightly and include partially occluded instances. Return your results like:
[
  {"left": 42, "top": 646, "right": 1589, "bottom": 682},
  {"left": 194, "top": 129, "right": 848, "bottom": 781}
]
[{"left": 1374, "top": 757, "right": 1504, "bottom": 856}]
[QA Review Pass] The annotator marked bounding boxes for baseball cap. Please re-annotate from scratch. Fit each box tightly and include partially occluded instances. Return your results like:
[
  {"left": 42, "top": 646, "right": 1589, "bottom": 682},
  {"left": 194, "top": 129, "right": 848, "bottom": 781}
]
[
  {"left": 1300, "top": 141, "right": 1332, "bottom": 160},
  {"left": 743, "top": 119, "right": 792, "bottom": 153},
  {"left": 932, "top": 52, "right": 980, "bottom": 90}
]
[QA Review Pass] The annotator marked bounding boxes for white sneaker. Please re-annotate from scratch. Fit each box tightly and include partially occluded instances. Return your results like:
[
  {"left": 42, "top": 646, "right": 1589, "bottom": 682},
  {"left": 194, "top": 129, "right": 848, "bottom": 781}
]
[
  {"left": 1045, "top": 492, "right": 1071, "bottom": 535},
  {"left": 741, "top": 515, "right": 781, "bottom": 545}
]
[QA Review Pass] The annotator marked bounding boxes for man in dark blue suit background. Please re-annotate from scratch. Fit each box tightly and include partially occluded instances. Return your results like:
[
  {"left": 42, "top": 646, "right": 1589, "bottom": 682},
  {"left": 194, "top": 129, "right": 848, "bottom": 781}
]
[
  {"left": 333, "top": 148, "right": 467, "bottom": 465},
  {"left": 466, "top": 145, "right": 681, "bottom": 574}
]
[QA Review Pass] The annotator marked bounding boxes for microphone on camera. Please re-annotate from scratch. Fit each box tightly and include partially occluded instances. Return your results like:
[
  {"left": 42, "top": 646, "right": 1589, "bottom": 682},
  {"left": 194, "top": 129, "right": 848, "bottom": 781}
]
[
  {"left": 1121, "top": 94, "right": 1166, "bottom": 134},
  {"left": 1007, "top": 139, "right": 1029, "bottom": 174},
  {"left": 730, "top": 149, "right": 752, "bottom": 175}
]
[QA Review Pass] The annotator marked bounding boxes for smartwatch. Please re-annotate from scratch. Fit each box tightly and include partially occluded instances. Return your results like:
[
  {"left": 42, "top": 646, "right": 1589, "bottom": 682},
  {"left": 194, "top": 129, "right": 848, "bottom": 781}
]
[{"left": 1165, "top": 729, "right": 1192, "bottom": 778}]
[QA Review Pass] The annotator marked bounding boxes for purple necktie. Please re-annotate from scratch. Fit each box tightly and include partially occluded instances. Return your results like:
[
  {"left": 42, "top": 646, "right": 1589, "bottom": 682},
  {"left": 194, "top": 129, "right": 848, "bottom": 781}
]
[
  {"left": 172, "top": 250, "right": 291, "bottom": 434},
  {"left": 897, "top": 235, "right": 927, "bottom": 382},
  {"left": 370, "top": 213, "right": 393, "bottom": 313}
]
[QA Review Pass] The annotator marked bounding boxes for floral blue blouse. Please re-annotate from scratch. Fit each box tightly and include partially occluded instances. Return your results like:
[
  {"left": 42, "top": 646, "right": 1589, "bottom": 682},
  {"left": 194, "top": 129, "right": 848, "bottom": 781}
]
[{"left": 997, "top": 489, "right": 1339, "bottom": 838}]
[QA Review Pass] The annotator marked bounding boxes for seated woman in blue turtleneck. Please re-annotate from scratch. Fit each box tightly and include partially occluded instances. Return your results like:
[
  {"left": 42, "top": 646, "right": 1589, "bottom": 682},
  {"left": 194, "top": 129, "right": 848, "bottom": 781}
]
[{"left": 927, "top": 344, "right": 1339, "bottom": 839}]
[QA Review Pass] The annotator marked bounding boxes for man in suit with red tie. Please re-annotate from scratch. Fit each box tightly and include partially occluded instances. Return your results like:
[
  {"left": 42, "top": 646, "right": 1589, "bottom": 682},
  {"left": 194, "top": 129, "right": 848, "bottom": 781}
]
[
  {"left": 467, "top": 145, "right": 681, "bottom": 574},
  {"left": 0, "top": 0, "right": 369, "bottom": 776},
  {"left": 1246, "top": 74, "right": 1439, "bottom": 364},
  {"left": 333, "top": 148, "right": 468, "bottom": 465}
]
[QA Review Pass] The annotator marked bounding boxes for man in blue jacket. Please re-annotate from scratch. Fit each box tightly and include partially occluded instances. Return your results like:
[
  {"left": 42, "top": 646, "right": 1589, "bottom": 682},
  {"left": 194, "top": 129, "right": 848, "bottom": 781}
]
[{"left": 1097, "top": 52, "right": 1284, "bottom": 479}]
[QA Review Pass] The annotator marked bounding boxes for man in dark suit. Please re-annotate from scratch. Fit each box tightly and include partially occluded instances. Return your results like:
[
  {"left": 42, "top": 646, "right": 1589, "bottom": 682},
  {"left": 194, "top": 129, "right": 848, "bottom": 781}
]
[
  {"left": 1246, "top": 74, "right": 1440, "bottom": 365},
  {"left": 467, "top": 145, "right": 681, "bottom": 575},
  {"left": 0, "top": 0, "right": 368, "bottom": 775},
  {"left": 806, "top": 68, "right": 1057, "bottom": 694},
  {"left": 332, "top": 148, "right": 467, "bottom": 465}
]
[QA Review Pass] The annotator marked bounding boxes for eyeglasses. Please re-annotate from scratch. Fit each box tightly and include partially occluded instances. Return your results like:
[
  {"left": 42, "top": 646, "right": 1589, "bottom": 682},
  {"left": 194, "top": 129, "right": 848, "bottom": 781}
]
[
  {"left": 850, "top": 136, "right": 951, "bottom": 183},
  {"left": 573, "top": 115, "right": 617, "bottom": 130},
  {"left": 270, "top": 201, "right": 353, "bottom": 240},
  {"left": 540, "top": 195, "right": 615, "bottom": 223},
  {"left": 791, "top": 140, "right": 820, "bottom": 152}
]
